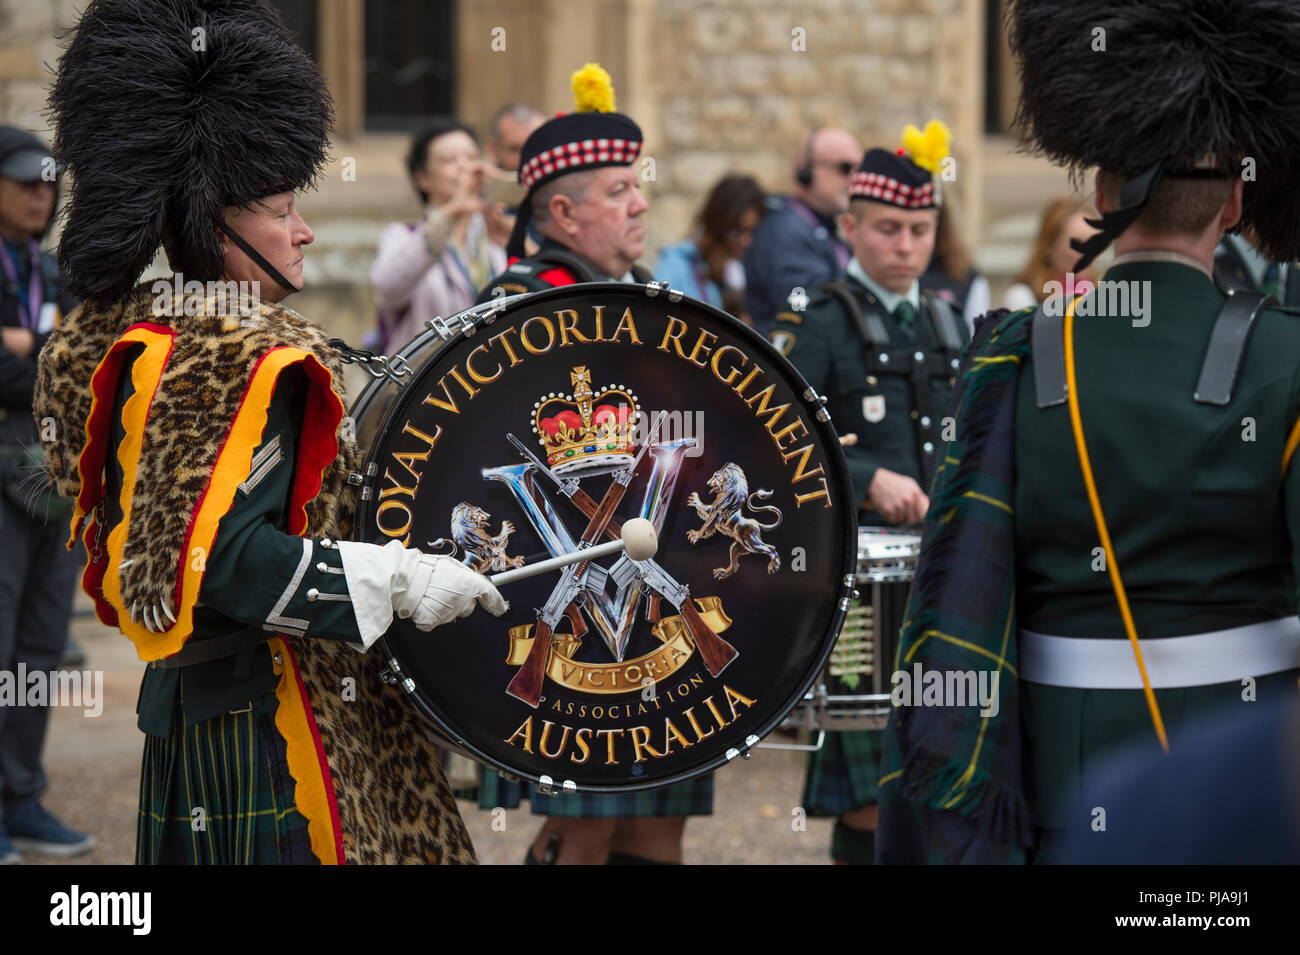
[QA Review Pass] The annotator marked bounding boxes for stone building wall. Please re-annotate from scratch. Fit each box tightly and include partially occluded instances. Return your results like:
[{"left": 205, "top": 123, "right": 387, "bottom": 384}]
[{"left": 629, "top": 0, "right": 984, "bottom": 255}]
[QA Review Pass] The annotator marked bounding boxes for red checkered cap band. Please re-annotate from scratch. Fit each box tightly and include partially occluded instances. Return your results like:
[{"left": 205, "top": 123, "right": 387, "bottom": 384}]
[
  {"left": 850, "top": 171, "right": 936, "bottom": 208},
  {"left": 519, "top": 138, "right": 643, "bottom": 190}
]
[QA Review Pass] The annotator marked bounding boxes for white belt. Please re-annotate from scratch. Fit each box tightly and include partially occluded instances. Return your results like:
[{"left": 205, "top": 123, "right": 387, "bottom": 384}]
[{"left": 1019, "top": 617, "right": 1300, "bottom": 689}]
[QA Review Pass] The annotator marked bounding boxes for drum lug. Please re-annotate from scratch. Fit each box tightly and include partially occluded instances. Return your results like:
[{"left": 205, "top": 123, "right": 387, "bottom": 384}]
[
  {"left": 643, "top": 280, "right": 683, "bottom": 302},
  {"left": 534, "top": 775, "right": 578, "bottom": 797},
  {"left": 802, "top": 388, "right": 833, "bottom": 423},
  {"left": 477, "top": 298, "right": 509, "bottom": 325},
  {"left": 427, "top": 312, "right": 477, "bottom": 340},
  {"left": 348, "top": 461, "right": 378, "bottom": 500},
  {"left": 725, "top": 734, "right": 762, "bottom": 762}
]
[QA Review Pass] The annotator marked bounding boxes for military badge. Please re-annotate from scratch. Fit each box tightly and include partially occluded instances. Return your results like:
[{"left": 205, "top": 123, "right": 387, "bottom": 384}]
[
  {"left": 863, "top": 395, "right": 886, "bottom": 423},
  {"left": 769, "top": 330, "right": 795, "bottom": 355}
]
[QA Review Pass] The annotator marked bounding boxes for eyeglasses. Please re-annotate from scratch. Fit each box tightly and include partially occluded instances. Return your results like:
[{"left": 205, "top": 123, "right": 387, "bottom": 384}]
[{"left": 814, "top": 160, "right": 857, "bottom": 177}]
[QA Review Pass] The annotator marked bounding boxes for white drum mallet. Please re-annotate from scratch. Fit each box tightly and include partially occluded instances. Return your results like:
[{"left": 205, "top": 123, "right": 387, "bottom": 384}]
[{"left": 488, "top": 517, "right": 658, "bottom": 586}]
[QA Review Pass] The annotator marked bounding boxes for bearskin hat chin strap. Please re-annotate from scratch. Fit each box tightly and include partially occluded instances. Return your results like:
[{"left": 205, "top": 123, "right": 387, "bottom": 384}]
[
  {"left": 217, "top": 222, "right": 299, "bottom": 293},
  {"left": 1070, "top": 162, "right": 1165, "bottom": 273}
]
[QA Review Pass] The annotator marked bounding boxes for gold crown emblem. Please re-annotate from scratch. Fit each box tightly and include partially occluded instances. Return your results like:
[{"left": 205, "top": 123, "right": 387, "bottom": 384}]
[{"left": 533, "top": 366, "right": 640, "bottom": 474}]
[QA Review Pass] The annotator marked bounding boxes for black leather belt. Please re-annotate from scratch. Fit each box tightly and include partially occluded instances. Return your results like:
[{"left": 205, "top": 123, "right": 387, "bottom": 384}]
[{"left": 150, "top": 631, "right": 273, "bottom": 671}]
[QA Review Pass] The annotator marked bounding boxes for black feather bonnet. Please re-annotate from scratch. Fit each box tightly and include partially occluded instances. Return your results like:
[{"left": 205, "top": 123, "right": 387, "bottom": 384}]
[
  {"left": 49, "top": 0, "right": 333, "bottom": 302},
  {"left": 1008, "top": 0, "right": 1300, "bottom": 263}
]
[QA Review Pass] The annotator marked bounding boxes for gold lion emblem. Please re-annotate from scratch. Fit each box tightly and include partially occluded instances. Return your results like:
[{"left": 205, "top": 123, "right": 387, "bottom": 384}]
[
  {"left": 685, "top": 463, "right": 783, "bottom": 579},
  {"left": 429, "top": 503, "right": 525, "bottom": 574}
]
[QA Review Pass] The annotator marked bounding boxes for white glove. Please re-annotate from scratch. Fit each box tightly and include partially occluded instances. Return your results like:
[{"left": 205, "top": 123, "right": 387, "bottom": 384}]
[
  {"left": 337, "top": 539, "right": 508, "bottom": 648},
  {"left": 393, "top": 551, "right": 508, "bottom": 630}
]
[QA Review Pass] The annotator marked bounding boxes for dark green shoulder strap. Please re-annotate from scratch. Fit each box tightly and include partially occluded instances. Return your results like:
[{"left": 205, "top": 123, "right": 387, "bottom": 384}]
[
  {"left": 1032, "top": 290, "right": 1276, "bottom": 409},
  {"left": 1031, "top": 304, "right": 1065, "bottom": 408},
  {"left": 822, "top": 279, "right": 891, "bottom": 349},
  {"left": 1194, "top": 289, "right": 1275, "bottom": 405},
  {"left": 921, "top": 292, "right": 965, "bottom": 356}
]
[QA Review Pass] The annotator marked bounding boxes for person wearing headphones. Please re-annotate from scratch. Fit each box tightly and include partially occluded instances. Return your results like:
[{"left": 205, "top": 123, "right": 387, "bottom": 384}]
[{"left": 742, "top": 126, "right": 861, "bottom": 335}]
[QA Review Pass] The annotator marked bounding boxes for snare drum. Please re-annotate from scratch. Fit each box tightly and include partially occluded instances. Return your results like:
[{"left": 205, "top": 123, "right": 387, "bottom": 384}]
[{"left": 780, "top": 527, "right": 920, "bottom": 733}]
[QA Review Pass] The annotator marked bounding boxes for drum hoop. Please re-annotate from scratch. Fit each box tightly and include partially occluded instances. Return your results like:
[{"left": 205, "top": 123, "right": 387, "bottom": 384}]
[{"left": 352, "top": 281, "right": 861, "bottom": 792}]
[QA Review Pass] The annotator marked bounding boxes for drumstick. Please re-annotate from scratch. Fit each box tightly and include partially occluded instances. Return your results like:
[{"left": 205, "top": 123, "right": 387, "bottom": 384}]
[
  {"left": 839, "top": 433, "right": 858, "bottom": 446},
  {"left": 489, "top": 519, "right": 658, "bottom": 586}
]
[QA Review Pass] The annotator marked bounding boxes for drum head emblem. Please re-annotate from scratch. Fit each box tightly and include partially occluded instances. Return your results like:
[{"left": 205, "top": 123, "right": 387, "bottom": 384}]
[{"left": 355, "top": 285, "right": 855, "bottom": 791}]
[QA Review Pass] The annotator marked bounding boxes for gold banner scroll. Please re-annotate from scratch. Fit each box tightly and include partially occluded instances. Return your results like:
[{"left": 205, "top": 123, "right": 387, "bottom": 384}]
[{"left": 504, "top": 597, "right": 732, "bottom": 695}]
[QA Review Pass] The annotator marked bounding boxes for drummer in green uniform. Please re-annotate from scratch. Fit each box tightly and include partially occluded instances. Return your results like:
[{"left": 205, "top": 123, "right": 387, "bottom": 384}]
[
  {"left": 878, "top": 0, "right": 1300, "bottom": 864},
  {"left": 769, "top": 122, "right": 968, "bottom": 864}
]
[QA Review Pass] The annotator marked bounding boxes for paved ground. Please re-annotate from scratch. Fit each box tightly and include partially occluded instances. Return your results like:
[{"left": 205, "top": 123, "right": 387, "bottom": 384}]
[{"left": 26, "top": 601, "right": 833, "bottom": 865}]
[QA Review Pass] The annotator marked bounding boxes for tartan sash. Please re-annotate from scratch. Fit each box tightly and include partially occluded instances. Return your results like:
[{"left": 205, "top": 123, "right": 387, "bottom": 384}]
[{"left": 877, "top": 306, "right": 1035, "bottom": 863}]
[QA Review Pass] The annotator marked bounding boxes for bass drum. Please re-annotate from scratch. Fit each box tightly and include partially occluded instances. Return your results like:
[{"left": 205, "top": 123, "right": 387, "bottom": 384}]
[{"left": 347, "top": 282, "right": 857, "bottom": 794}]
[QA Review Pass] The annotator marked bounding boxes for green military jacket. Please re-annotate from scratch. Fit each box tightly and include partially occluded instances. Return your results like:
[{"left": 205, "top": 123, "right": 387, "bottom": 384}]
[
  {"left": 106, "top": 362, "right": 364, "bottom": 735},
  {"left": 768, "top": 273, "right": 968, "bottom": 521},
  {"left": 1011, "top": 258, "right": 1300, "bottom": 830},
  {"left": 1016, "top": 258, "right": 1300, "bottom": 638}
]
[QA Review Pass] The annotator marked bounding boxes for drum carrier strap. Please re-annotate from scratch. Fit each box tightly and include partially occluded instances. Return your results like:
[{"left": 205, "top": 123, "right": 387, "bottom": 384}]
[
  {"left": 532, "top": 247, "right": 655, "bottom": 285},
  {"left": 1032, "top": 289, "right": 1276, "bottom": 408},
  {"left": 824, "top": 279, "right": 964, "bottom": 489}
]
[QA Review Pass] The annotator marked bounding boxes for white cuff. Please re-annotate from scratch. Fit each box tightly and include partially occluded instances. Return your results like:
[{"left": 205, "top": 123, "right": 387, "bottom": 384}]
[{"left": 336, "top": 539, "right": 405, "bottom": 651}]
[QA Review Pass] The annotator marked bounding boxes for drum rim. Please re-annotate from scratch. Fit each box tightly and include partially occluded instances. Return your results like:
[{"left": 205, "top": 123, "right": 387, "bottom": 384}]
[{"left": 354, "top": 281, "right": 859, "bottom": 792}]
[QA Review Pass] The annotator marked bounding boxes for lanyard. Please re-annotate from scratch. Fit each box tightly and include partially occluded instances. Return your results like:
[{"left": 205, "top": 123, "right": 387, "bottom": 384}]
[
  {"left": 0, "top": 239, "right": 43, "bottom": 330},
  {"left": 443, "top": 242, "right": 477, "bottom": 296}
]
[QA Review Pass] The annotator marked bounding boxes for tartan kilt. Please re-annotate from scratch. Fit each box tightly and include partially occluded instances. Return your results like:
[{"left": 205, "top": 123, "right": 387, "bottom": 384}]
[
  {"left": 137, "top": 691, "right": 317, "bottom": 865},
  {"left": 802, "top": 728, "right": 884, "bottom": 817},
  {"left": 477, "top": 767, "right": 714, "bottom": 818}
]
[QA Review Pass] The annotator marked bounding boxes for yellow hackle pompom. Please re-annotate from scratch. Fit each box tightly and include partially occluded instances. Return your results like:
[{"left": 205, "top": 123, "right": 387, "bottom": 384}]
[
  {"left": 900, "top": 119, "right": 951, "bottom": 174},
  {"left": 572, "top": 62, "right": 616, "bottom": 113}
]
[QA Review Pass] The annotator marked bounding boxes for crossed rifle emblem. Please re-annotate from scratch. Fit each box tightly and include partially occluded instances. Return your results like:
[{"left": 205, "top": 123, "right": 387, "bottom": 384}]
[{"left": 483, "top": 415, "right": 737, "bottom": 707}]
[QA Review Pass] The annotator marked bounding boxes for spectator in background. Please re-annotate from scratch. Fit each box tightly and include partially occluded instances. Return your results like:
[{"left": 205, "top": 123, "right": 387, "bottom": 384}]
[
  {"left": 743, "top": 126, "right": 860, "bottom": 334},
  {"left": 0, "top": 125, "right": 91, "bottom": 864},
  {"left": 654, "top": 174, "right": 764, "bottom": 323},
  {"left": 1003, "top": 196, "right": 1097, "bottom": 310},
  {"left": 486, "top": 102, "right": 547, "bottom": 258},
  {"left": 370, "top": 120, "right": 509, "bottom": 352},
  {"left": 488, "top": 101, "right": 547, "bottom": 174},
  {"left": 921, "top": 201, "right": 989, "bottom": 334}
]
